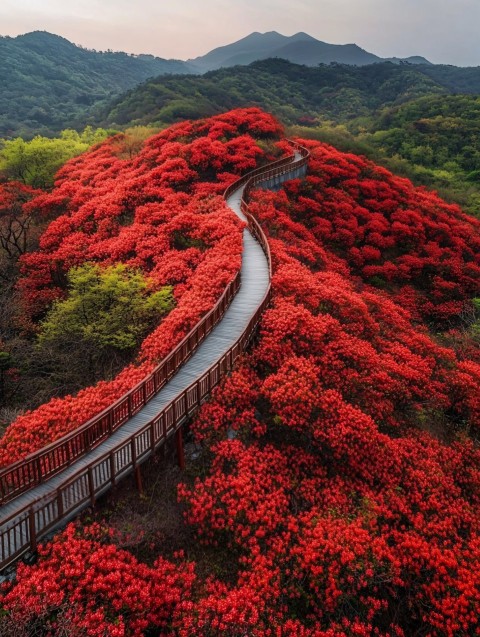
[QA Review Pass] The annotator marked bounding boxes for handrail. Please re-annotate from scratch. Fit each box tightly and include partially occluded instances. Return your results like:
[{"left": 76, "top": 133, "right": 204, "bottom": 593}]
[
  {"left": 0, "top": 277, "right": 240, "bottom": 503},
  {"left": 0, "top": 140, "right": 309, "bottom": 571},
  {"left": 0, "top": 141, "right": 308, "bottom": 507}
]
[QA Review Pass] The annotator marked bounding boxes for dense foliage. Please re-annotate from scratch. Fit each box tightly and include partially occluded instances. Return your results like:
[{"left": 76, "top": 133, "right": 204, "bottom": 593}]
[
  {"left": 0, "top": 127, "right": 109, "bottom": 418},
  {"left": 0, "top": 31, "right": 191, "bottom": 138},
  {"left": 38, "top": 263, "right": 174, "bottom": 383},
  {"left": 6, "top": 27, "right": 480, "bottom": 142},
  {"left": 2, "top": 113, "right": 479, "bottom": 636},
  {"left": 0, "top": 107, "right": 283, "bottom": 465},
  {"left": 1, "top": 524, "right": 196, "bottom": 636},
  {"left": 0, "top": 127, "right": 111, "bottom": 188},
  {"left": 353, "top": 94, "right": 480, "bottom": 215},
  {"left": 364, "top": 94, "right": 480, "bottom": 173},
  {"left": 5, "top": 35, "right": 480, "bottom": 214},
  {"left": 99, "top": 59, "right": 446, "bottom": 128},
  {"left": 419, "top": 64, "right": 480, "bottom": 94}
]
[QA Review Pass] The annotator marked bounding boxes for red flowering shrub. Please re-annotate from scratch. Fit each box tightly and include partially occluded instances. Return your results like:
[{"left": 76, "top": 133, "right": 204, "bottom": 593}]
[
  {"left": 0, "top": 523, "right": 196, "bottom": 637},
  {"left": 0, "top": 108, "right": 284, "bottom": 466},
  {"left": 280, "top": 142, "right": 480, "bottom": 322},
  {"left": 176, "top": 138, "right": 480, "bottom": 634},
  {"left": 3, "top": 124, "right": 480, "bottom": 636}
]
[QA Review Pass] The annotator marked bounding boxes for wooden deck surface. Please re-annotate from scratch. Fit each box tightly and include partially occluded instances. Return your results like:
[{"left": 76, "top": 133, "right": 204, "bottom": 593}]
[{"left": 0, "top": 153, "right": 306, "bottom": 571}]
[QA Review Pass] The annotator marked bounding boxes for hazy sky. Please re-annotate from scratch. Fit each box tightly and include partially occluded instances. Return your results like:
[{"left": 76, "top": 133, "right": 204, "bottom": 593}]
[{"left": 1, "top": 0, "right": 479, "bottom": 66}]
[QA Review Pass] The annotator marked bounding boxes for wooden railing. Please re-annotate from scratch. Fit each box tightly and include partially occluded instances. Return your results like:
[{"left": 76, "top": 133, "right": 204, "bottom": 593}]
[
  {"left": 0, "top": 277, "right": 241, "bottom": 505},
  {"left": 0, "top": 140, "right": 309, "bottom": 572}
]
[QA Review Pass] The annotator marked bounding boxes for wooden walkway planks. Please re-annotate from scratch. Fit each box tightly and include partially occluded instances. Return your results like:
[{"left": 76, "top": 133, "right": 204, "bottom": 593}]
[{"left": 0, "top": 147, "right": 309, "bottom": 572}]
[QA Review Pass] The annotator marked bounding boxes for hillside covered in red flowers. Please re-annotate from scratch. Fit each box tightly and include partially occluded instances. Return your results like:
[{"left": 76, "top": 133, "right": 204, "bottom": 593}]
[
  {"left": 2, "top": 111, "right": 480, "bottom": 636},
  {"left": 0, "top": 108, "right": 283, "bottom": 466}
]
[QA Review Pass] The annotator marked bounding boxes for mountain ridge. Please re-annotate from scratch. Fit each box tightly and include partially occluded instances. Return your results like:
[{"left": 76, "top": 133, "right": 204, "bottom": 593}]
[
  {"left": 188, "top": 30, "right": 431, "bottom": 71},
  {"left": 1, "top": 30, "right": 194, "bottom": 70},
  {"left": 96, "top": 58, "right": 447, "bottom": 130},
  {"left": 0, "top": 30, "right": 193, "bottom": 137},
  {"left": 0, "top": 29, "right": 459, "bottom": 138},
  {"left": 3, "top": 28, "right": 432, "bottom": 73}
]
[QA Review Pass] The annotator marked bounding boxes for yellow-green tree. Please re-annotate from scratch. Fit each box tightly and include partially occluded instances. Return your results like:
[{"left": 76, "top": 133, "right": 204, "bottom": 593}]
[
  {"left": 0, "top": 127, "right": 111, "bottom": 189},
  {"left": 39, "top": 263, "right": 174, "bottom": 381}
]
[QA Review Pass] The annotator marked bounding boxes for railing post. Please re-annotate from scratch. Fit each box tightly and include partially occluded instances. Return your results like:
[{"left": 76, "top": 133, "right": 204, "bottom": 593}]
[
  {"left": 110, "top": 452, "right": 116, "bottom": 486},
  {"left": 131, "top": 437, "right": 137, "bottom": 469},
  {"left": 87, "top": 468, "right": 95, "bottom": 508},
  {"left": 150, "top": 422, "right": 156, "bottom": 452},
  {"left": 57, "top": 488, "right": 64, "bottom": 517},
  {"left": 36, "top": 457, "right": 43, "bottom": 484},
  {"left": 28, "top": 508, "right": 37, "bottom": 553},
  {"left": 162, "top": 415, "right": 167, "bottom": 440},
  {"left": 84, "top": 428, "right": 91, "bottom": 453}
]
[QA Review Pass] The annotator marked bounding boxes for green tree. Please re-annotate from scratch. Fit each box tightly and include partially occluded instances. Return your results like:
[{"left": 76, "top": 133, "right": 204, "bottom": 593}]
[
  {"left": 38, "top": 263, "right": 174, "bottom": 381},
  {"left": 0, "top": 127, "right": 110, "bottom": 189}
]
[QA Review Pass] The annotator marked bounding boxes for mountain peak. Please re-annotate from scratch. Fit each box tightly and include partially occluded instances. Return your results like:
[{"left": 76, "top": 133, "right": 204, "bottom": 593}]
[
  {"left": 15, "top": 30, "right": 73, "bottom": 44},
  {"left": 190, "top": 31, "right": 431, "bottom": 72},
  {"left": 290, "top": 31, "right": 318, "bottom": 41}
]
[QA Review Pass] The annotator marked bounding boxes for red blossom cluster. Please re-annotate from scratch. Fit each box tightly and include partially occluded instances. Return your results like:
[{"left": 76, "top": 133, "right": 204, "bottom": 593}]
[
  {"left": 2, "top": 119, "right": 480, "bottom": 636},
  {"left": 0, "top": 182, "right": 41, "bottom": 211},
  {"left": 178, "top": 140, "right": 480, "bottom": 634},
  {"left": 0, "top": 108, "right": 284, "bottom": 467},
  {"left": 1, "top": 523, "right": 196, "bottom": 636},
  {"left": 281, "top": 143, "right": 480, "bottom": 322}
]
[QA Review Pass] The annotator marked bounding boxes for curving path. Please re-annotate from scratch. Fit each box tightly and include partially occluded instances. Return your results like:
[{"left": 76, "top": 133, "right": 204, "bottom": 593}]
[{"left": 0, "top": 144, "right": 309, "bottom": 572}]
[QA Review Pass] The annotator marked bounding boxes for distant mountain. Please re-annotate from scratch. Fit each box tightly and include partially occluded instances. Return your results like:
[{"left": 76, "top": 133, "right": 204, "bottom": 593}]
[
  {"left": 189, "top": 31, "right": 431, "bottom": 72},
  {"left": 188, "top": 31, "right": 295, "bottom": 71},
  {"left": 0, "top": 31, "right": 193, "bottom": 137},
  {"left": 0, "top": 29, "right": 457, "bottom": 139}
]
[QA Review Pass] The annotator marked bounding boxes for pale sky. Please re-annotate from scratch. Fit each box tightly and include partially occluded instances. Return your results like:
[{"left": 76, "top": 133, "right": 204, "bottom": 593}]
[{"left": 0, "top": 0, "right": 479, "bottom": 66}]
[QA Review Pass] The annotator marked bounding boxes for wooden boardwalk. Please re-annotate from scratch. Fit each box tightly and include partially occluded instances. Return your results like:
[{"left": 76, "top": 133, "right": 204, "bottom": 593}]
[{"left": 0, "top": 145, "right": 309, "bottom": 572}]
